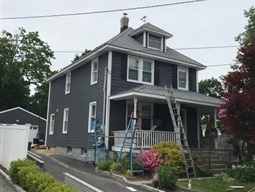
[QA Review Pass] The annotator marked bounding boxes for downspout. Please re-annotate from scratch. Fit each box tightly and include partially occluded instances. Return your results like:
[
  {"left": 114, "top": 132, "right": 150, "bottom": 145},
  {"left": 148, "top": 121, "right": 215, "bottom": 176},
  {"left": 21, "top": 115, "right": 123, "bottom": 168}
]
[
  {"left": 102, "top": 67, "right": 107, "bottom": 129},
  {"left": 45, "top": 81, "right": 51, "bottom": 146}
]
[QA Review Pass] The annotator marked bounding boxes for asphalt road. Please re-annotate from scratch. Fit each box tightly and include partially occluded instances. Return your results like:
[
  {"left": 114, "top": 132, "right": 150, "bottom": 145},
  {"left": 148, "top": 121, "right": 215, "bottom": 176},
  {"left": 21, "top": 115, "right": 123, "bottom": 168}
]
[
  {"left": 39, "top": 153, "right": 151, "bottom": 192},
  {"left": 0, "top": 174, "right": 17, "bottom": 192}
]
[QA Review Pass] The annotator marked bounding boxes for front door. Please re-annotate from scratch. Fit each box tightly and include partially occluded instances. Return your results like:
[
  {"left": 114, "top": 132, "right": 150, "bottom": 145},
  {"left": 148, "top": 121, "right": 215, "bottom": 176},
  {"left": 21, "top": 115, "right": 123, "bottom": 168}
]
[{"left": 127, "top": 102, "right": 153, "bottom": 130}]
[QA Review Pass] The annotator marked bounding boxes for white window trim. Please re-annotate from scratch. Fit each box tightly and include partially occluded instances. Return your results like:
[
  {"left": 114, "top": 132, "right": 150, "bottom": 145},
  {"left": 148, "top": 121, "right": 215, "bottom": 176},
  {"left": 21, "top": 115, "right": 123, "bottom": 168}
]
[
  {"left": 65, "top": 72, "right": 71, "bottom": 94},
  {"left": 88, "top": 101, "right": 97, "bottom": 133},
  {"left": 127, "top": 55, "right": 154, "bottom": 85},
  {"left": 62, "top": 108, "right": 69, "bottom": 134},
  {"left": 177, "top": 66, "right": 189, "bottom": 90},
  {"left": 90, "top": 58, "right": 98, "bottom": 85},
  {"left": 49, "top": 113, "right": 55, "bottom": 135},
  {"left": 147, "top": 33, "right": 163, "bottom": 51}
]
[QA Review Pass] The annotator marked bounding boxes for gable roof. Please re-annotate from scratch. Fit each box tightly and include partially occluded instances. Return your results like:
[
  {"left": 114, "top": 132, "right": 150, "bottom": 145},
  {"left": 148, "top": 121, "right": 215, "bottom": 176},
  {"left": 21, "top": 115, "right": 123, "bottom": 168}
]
[
  {"left": 130, "top": 22, "right": 173, "bottom": 38},
  {"left": 0, "top": 107, "right": 47, "bottom": 121},
  {"left": 48, "top": 23, "right": 206, "bottom": 81},
  {"left": 109, "top": 85, "right": 222, "bottom": 107}
]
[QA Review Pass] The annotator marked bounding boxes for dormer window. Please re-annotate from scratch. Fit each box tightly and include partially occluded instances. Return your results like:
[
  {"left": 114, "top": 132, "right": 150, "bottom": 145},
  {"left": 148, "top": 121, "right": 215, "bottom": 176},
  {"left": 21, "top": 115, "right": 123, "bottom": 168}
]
[{"left": 148, "top": 34, "right": 162, "bottom": 50}]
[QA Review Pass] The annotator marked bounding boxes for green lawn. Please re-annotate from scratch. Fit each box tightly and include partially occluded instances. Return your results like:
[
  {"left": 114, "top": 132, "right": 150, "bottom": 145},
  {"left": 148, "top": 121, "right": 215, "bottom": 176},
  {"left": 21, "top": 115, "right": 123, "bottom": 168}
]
[{"left": 177, "top": 178, "right": 255, "bottom": 192}]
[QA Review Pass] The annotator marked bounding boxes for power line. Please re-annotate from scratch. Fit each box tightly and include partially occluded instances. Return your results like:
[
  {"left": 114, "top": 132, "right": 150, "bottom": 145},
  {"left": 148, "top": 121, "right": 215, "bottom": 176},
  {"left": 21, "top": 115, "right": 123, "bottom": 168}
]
[
  {"left": 206, "top": 63, "right": 240, "bottom": 67},
  {"left": 0, "top": 0, "right": 211, "bottom": 20},
  {"left": 53, "top": 45, "right": 239, "bottom": 54}
]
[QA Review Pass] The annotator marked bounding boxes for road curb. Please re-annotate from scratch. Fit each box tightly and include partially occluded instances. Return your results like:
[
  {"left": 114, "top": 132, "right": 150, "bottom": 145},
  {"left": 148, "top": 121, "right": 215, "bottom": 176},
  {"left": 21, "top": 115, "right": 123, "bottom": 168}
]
[
  {"left": 0, "top": 169, "right": 26, "bottom": 192},
  {"left": 95, "top": 169, "right": 165, "bottom": 192}
]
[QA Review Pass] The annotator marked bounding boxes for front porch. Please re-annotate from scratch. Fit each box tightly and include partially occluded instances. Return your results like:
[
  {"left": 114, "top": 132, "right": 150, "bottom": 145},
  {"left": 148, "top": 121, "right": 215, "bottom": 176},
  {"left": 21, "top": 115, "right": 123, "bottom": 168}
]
[{"left": 112, "top": 130, "right": 178, "bottom": 151}]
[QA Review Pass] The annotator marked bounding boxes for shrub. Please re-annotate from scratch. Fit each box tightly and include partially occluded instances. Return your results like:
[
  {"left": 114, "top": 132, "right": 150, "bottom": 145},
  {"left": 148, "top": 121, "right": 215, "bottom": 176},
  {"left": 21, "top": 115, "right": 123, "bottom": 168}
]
[
  {"left": 110, "top": 162, "right": 122, "bottom": 173},
  {"left": 195, "top": 165, "right": 213, "bottom": 177},
  {"left": 137, "top": 149, "right": 163, "bottom": 173},
  {"left": 9, "top": 159, "right": 35, "bottom": 185},
  {"left": 226, "top": 165, "right": 255, "bottom": 182},
  {"left": 18, "top": 164, "right": 40, "bottom": 190},
  {"left": 152, "top": 142, "right": 185, "bottom": 175},
  {"left": 96, "top": 159, "right": 114, "bottom": 171},
  {"left": 156, "top": 165, "right": 178, "bottom": 190},
  {"left": 44, "top": 182, "right": 78, "bottom": 192}
]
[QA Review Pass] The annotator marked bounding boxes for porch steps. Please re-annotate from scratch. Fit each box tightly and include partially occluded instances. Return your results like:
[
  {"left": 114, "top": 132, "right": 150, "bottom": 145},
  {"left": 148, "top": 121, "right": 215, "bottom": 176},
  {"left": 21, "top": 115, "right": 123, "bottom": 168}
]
[
  {"left": 165, "top": 86, "right": 196, "bottom": 178},
  {"left": 192, "top": 150, "right": 228, "bottom": 174},
  {"left": 117, "top": 118, "right": 144, "bottom": 176}
]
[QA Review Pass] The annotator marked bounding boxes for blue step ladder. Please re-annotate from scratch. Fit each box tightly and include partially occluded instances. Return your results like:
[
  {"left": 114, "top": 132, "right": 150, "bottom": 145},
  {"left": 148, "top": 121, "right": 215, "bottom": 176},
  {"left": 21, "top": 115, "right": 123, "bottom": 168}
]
[
  {"left": 117, "top": 117, "right": 144, "bottom": 176},
  {"left": 85, "top": 119, "right": 108, "bottom": 165}
]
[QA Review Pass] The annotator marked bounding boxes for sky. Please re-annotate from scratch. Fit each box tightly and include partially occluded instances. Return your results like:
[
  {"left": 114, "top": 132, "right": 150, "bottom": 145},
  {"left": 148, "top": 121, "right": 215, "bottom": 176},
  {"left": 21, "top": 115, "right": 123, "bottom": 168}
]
[{"left": 1, "top": 0, "right": 254, "bottom": 81}]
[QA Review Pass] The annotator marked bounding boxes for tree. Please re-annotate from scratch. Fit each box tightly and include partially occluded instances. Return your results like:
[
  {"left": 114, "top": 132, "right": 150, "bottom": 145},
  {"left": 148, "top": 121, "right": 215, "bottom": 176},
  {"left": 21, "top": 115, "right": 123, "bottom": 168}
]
[
  {"left": 72, "top": 49, "right": 91, "bottom": 62},
  {"left": 199, "top": 77, "right": 224, "bottom": 98},
  {"left": 0, "top": 28, "right": 54, "bottom": 111},
  {"left": 221, "top": 7, "right": 255, "bottom": 161}
]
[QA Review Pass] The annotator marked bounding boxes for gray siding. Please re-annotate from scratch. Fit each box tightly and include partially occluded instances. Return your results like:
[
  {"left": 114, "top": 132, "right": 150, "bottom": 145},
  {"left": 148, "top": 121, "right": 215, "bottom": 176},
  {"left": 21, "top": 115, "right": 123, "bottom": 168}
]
[
  {"left": 111, "top": 52, "right": 181, "bottom": 95},
  {"left": 111, "top": 52, "right": 140, "bottom": 95},
  {"left": 134, "top": 33, "right": 143, "bottom": 45},
  {"left": 0, "top": 108, "right": 46, "bottom": 140},
  {"left": 189, "top": 68, "right": 197, "bottom": 92},
  {"left": 47, "top": 53, "right": 108, "bottom": 147},
  {"left": 186, "top": 107, "right": 198, "bottom": 147}
]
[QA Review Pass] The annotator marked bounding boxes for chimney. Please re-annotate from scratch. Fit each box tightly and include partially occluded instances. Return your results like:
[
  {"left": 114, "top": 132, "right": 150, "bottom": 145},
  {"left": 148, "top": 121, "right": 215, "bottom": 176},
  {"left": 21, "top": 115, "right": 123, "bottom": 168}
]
[{"left": 120, "top": 13, "right": 129, "bottom": 32}]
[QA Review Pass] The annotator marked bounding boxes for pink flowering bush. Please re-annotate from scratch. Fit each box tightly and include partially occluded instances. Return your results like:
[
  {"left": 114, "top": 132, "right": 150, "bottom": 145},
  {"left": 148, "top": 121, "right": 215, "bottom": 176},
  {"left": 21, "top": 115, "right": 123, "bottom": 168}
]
[{"left": 137, "top": 149, "right": 163, "bottom": 173}]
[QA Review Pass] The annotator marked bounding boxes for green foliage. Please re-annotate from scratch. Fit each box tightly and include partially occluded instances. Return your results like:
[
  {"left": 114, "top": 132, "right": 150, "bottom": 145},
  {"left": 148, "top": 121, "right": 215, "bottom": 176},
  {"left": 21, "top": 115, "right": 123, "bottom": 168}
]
[
  {"left": 226, "top": 165, "right": 255, "bottom": 182},
  {"left": 195, "top": 165, "right": 213, "bottom": 177},
  {"left": 235, "top": 6, "right": 255, "bottom": 47},
  {"left": 0, "top": 28, "right": 55, "bottom": 114},
  {"left": 157, "top": 165, "right": 178, "bottom": 190},
  {"left": 110, "top": 162, "right": 122, "bottom": 173},
  {"left": 44, "top": 182, "right": 78, "bottom": 192},
  {"left": 216, "top": 172, "right": 236, "bottom": 182},
  {"left": 125, "top": 169, "right": 133, "bottom": 179},
  {"left": 72, "top": 49, "right": 91, "bottom": 62},
  {"left": 18, "top": 164, "right": 40, "bottom": 190},
  {"left": 152, "top": 142, "right": 185, "bottom": 175},
  {"left": 199, "top": 77, "right": 224, "bottom": 98},
  {"left": 9, "top": 159, "right": 76, "bottom": 192},
  {"left": 9, "top": 159, "right": 35, "bottom": 185},
  {"left": 96, "top": 159, "right": 114, "bottom": 171}
]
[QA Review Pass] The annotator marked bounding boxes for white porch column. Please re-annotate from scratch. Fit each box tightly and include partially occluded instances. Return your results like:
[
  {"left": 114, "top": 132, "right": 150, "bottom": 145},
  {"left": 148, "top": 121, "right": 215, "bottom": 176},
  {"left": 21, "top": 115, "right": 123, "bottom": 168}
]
[
  {"left": 214, "top": 108, "right": 217, "bottom": 128},
  {"left": 133, "top": 97, "right": 138, "bottom": 118}
]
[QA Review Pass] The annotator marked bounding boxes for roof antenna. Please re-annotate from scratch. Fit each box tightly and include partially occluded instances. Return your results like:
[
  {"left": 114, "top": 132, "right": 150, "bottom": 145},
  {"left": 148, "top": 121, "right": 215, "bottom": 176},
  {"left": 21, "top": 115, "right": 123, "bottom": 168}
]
[{"left": 140, "top": 16, "right": 147, "bottom": 23}]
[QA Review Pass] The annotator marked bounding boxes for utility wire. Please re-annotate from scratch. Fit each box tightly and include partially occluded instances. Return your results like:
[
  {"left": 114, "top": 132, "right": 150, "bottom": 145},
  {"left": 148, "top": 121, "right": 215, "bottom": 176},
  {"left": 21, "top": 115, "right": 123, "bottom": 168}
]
[
  {"left": 53, "top": 45, "right": 239, "bottom": 53},
  {"left": 0, "top": 0, "right": 211, "bottom": 20}
]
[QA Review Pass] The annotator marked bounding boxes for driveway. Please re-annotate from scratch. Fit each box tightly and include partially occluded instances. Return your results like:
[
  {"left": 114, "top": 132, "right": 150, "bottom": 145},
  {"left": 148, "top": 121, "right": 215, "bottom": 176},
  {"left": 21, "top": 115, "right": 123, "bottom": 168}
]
[
  {"left": 36, "top": 151, "right": 152, "bottom": 192},
  {"left": 0, "top": 174, "right": 18, "bottom": 192}
]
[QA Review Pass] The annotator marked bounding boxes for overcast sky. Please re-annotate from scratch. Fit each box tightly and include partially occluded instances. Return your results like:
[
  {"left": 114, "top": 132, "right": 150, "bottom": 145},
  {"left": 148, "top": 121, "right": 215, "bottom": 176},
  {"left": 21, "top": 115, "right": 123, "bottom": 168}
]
[{"left": 1, "top": 0, "right": 254, "bottom": 81}]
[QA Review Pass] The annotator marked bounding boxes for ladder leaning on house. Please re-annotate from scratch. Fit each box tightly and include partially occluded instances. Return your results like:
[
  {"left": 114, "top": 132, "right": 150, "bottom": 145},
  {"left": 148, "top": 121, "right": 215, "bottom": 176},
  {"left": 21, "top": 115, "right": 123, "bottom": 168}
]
[
  {"left": 85, "top": 119, "right": 108, "bottom": 166},
  {"left": 165, "top": 86, "right": 196, "bottom": 178},
  {"left": 117, "top": 117, "right": 144, "bottom": 176}
]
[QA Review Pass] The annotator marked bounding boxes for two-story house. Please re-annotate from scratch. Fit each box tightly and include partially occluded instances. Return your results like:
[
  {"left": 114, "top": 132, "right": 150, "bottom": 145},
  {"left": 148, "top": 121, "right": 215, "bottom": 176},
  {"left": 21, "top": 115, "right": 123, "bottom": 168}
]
[{"left": 46, "top": 14, "right": 222, "bottom": 161}]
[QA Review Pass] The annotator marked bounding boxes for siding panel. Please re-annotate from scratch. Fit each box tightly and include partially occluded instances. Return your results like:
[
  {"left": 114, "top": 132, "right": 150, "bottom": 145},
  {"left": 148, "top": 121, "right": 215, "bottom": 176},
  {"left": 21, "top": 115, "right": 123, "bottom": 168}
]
[
  {"left": 189, "top": 68, "right": 197, "bottom": 92},
  {"left": 47, "top": 53, "right": 108, "bottom": 147}
]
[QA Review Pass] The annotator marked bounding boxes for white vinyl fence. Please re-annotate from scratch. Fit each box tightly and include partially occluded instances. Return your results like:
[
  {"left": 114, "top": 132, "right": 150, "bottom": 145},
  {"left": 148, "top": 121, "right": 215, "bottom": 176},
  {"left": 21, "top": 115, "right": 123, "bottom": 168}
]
[{"left": 0, "top": 124, "right": 30, "bottom": 169}]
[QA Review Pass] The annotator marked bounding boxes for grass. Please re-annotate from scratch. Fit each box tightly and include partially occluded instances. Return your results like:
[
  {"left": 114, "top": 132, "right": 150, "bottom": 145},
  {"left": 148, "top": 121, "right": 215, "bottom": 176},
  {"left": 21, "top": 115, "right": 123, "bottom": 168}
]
[{"left": 177, "top": 177, "right": 255, "bottom": 192}]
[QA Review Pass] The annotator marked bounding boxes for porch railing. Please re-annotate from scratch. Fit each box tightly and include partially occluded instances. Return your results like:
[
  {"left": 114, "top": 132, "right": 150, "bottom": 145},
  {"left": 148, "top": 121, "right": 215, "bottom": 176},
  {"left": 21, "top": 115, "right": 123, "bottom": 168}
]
[{"left": 112, "top": 130, "right": 177, "bottom": 149}]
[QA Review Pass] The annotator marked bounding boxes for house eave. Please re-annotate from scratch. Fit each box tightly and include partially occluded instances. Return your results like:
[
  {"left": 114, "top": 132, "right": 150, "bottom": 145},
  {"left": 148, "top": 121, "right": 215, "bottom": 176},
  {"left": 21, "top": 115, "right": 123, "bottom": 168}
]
[
  {"left": 48, "top": 43, "right": 206, "bottom": 82},
  {"left": 130, "top": 28, "right": 173, "bottom": 39},
  {"left": 0, "top": 107, "right": 47, "bottom": 121},
  {"left": 107, "top": 45, "right": 206, "bottom": 70},
  {"left": 47, "top": 45, "right": 109, "bottom": 82},
  {"left": 109, "top": 92, "right": 222, "bottom": 108}
]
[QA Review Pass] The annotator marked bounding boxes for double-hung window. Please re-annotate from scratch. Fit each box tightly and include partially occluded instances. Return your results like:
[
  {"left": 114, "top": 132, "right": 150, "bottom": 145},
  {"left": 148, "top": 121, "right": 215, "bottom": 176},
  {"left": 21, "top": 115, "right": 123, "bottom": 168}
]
[
  {"left": 178, "top": 66, "right": 188, "bottom": 90},
  {"left": 148, "top": 34, "right": 162, "bottom": 50},
  {"left": 49, "top": 113, "right": 55, "bottom": 135},
  {"left": 62, "top": 108, "right": 69, "bottom": 134},
  {"left": 91, "top": 58, "right": 98, "bottom": 85},
  {"left": 65, "top": 72, "right": 71, "bottom": 94},
  {"left": 127, "top": 56, "right": 154, "bottom": 85},
  {"left": 88, "top": 102, "right": 97, "bottom": 133}
]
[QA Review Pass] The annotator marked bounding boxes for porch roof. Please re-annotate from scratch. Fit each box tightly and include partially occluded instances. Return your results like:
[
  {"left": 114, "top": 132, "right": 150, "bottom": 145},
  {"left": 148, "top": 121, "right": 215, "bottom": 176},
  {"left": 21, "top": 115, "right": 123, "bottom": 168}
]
[{"left": 109, "top": 85, "right": 223, "bottom": 107}]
